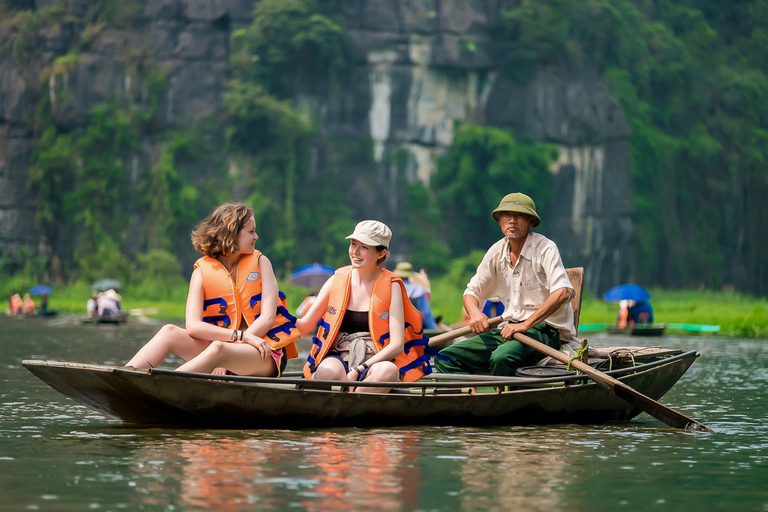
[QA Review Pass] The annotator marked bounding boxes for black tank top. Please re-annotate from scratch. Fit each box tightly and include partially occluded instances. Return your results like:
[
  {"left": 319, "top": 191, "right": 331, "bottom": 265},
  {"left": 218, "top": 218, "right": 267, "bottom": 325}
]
[{"left": 339, "top": 309, "right": 368, "bottom": 334}]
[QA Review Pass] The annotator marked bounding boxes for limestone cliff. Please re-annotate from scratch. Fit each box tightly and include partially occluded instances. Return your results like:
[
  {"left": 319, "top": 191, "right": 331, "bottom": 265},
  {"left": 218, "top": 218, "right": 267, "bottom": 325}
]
[{"left": 0, "top": 0, "right": 632, "bottom": 293}]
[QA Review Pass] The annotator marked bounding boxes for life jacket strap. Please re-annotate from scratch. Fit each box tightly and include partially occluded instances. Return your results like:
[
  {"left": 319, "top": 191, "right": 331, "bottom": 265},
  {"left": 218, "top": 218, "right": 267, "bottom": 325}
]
[
  {"left": 307, "top": 336, "right": 324, "bottom": 372},
  {"left": 399, "top": 354, "right": 434, "bottom": 376},
  {"left": 266, "top": 321, "right": 298, "bottom": 340},
  {"left": 276, "top": 305, "right": 297, "bottom": 323},
  {"left": 203, "top": 297, "right": 228, "bottom": 310},
  {"left": 202, "top": 315, "right": 231, "bottom": 327}
]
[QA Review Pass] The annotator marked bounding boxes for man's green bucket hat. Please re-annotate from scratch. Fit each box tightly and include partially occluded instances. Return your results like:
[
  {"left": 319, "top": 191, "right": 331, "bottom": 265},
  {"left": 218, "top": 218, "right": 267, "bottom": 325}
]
[{"left": 491, "top": 193, "right": 541, "bottom": 227}]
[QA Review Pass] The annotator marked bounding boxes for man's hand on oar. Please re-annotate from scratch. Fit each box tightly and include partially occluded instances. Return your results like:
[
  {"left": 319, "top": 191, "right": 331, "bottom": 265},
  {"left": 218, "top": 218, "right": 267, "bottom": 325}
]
[{"left": 427, "top": 316, "right": 505, "bottom": 348}]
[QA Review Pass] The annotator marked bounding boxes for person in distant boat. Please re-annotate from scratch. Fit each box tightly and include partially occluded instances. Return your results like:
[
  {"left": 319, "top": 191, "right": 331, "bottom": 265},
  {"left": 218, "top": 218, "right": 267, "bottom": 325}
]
[
  {"left": 393, "top": 261, "right": 437, "bottom": 330},
  {"left": 37, "top": 294, "right": 50, "bottom": 315},
  {"left": 295, "top": 294, "right": 317, "bottom": 318},
  {"left": 86, "top": 291, "right": 98, "bottom": 318},
  {"left": 22, "top": 294, "right": 35, "bottom": 316},
  {"left": 125, "top": 203, "right": 300, "bottom": 377},
  {"left": 296, "top": 221, "right": 432, "bottom": 392},
  {"left": 9, "top": 293, "right": 23, "bottom": 315},
  {"left": 618, "top": 299, "right": 654, "bottom": 327},
  {"left": 435, "top": 192, "right": 580, "bottom": 376},
  {"left": 97, "top": 289, "right": 122, "bottom": 317},
  {"left": 630, "top": 300, "right": 654, "bottom": 324}
]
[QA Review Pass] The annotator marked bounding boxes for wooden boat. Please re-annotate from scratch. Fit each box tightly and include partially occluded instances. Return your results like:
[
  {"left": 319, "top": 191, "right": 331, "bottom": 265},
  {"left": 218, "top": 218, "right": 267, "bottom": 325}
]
[
  {"left": 606, "top": 323, "right": 667, "bottom": 337},
  {"left": 22, "top": 346, "right": 699, "bottom": 428},
  {"left": 24, "top": 268, "right": 701, "bottom": 429}
]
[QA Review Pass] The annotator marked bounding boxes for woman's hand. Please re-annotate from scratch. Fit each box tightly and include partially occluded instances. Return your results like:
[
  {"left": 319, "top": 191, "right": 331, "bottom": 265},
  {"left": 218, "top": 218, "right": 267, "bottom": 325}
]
[
  {"left": 241, "top": 332, "right": 270, "bottom": 360},
  {"left": 346, "top": 367, "right": 361, "bottom": 382}
]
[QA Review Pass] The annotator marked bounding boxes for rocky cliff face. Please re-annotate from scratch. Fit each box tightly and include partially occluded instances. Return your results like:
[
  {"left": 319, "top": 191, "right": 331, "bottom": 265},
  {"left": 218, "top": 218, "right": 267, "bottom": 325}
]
[{"left": 0, "top": 0, "right": 632, "bottom": 293}]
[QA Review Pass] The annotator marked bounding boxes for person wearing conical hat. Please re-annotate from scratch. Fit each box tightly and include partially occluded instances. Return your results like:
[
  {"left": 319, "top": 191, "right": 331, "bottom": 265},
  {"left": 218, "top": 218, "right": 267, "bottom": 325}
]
[
  {"left": 435, "top": 192, "right": 580, "bottom": 376},
  {"left": 394, "top": 261, "right": 436, "bottom": 330}
]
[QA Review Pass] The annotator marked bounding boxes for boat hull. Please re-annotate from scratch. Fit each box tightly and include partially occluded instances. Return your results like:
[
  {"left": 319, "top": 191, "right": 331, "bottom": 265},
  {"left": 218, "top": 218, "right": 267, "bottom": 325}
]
[
  {"left": 23, "top": 350, "right": 699, "bottom": 429},
  {"left": 81, "top": 313, "right": 128, "bottom": 325},
  {"left": 607, "top": 323, "right": 667, "bottom": 336}
]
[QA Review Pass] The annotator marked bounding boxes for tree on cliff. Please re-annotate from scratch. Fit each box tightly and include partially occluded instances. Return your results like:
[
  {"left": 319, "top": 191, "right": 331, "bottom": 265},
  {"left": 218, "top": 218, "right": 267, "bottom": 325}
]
[{"left": 499, "top": 0, "right": 768, "bottom": 295}]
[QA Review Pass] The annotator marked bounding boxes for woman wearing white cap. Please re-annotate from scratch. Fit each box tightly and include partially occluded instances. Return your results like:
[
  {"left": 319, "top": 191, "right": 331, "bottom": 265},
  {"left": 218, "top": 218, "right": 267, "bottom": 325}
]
[{"left": 296, "top": 220, "right": 432, "bottom": 392}]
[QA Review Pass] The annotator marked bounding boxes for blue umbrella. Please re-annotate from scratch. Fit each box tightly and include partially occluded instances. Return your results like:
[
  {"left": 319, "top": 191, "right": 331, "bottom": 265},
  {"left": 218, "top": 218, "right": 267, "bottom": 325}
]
[
  {"left": 603, "top": 284, "right": 651, "bottom": 303},
  {"left": 289, "top": 263, "right": 335, "bottom": 290},
  {"left": 29, "top": 285, "right": 53, "bottom": 296}
]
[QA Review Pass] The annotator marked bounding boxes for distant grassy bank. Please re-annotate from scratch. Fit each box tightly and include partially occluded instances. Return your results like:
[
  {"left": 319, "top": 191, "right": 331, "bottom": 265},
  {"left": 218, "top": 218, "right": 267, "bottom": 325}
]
[
  {"left": 5, "top": 278, "right": 767, "bottom": 338},
  {"left": 427, "top": 279, "right": 768, "bottom": 338}
]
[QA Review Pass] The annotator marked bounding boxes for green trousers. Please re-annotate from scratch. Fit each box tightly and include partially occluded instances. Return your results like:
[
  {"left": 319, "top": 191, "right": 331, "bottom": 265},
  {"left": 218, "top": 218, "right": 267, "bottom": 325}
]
[{"left": 434, "top": 321, "right": 561, "bottom": 376}]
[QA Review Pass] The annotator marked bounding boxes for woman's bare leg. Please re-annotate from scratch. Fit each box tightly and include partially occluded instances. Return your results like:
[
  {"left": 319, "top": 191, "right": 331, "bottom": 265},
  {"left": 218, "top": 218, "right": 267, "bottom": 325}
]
[
  {"left": 313, "top": 358, "right": 347, "bottom": 381},
  {"left": 356, "top": 361, "right": 399, "bottom": 394},
  {"left": 175, "top": 341, "right": 278, "bottom": 377},
  {"left": 126, "top": 324, "right": 210, "bottom": 369}
]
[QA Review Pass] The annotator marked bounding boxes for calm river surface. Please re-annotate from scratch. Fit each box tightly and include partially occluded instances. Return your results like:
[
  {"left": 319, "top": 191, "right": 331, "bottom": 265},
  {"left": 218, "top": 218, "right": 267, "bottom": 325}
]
[{"left": 1, "top": 315, "right": 766, "bottom": 511}]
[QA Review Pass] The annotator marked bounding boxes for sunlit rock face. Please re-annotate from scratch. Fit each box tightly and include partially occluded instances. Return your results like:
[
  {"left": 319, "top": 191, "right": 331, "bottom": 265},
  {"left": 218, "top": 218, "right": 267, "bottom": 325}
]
[
  {"left": 338, "top": 1, "right": 633, "bottom": 292},
  {"left": 0, "top": 0, "right": 632, "bottom": 292}
]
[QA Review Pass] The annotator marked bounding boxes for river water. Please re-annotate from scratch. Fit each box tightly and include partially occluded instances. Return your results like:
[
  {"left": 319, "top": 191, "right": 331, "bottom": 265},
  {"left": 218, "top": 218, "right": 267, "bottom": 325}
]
[{"left": 0, "top": 316, "right": 766, "bottom": 511}]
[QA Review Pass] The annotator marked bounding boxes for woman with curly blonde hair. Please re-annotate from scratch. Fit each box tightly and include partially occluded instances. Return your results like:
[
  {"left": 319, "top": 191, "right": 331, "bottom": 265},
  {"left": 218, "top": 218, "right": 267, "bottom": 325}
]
[{"left": 126, "top": 203, "right": 299, "bottom": 376}]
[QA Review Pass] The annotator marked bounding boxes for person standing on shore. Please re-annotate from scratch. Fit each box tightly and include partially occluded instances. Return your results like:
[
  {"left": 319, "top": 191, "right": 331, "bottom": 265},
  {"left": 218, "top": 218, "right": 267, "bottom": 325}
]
[{"left": 435, "top": 193, "right": 580, "bottom": 376}]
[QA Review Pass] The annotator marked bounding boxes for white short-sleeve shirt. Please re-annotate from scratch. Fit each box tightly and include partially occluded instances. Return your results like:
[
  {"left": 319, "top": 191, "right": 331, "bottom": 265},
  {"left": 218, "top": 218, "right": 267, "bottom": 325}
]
[{"left": 464, "top": 232, "right": 578, "bottom": 343}]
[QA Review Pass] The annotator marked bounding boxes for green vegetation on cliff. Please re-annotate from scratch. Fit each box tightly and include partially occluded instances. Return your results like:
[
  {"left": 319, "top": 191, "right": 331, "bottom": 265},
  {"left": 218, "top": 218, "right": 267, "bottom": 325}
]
[
  {"left": 500, "top": 0, "right": 768, "bottom": 295},
  {"left": 3, "top": 0, "right": 768, "bottom": 303}
]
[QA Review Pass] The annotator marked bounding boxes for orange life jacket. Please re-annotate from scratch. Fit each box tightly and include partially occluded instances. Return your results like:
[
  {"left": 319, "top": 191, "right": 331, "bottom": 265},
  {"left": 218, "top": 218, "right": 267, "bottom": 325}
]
[
  {"left": 303, "top": 266, "right": 433, "bottom": 382},
  {"left": 10, "top": 295, "right": 22, "bottom": 315},
  {"left": 23, "top": 296, "right": 35, "bottom": 315},
  {"left": 194, "top": 252, "right": 299, "bottom": 359},
  {"left": 617, "top": 305, "right": 629, "bottom": 329}
]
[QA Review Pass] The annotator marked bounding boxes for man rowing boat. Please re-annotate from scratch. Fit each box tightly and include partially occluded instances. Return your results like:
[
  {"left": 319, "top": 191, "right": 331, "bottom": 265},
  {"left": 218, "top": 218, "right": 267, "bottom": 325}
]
[{"left": 435, "top": 192, "right": 581, "bottom": 376}]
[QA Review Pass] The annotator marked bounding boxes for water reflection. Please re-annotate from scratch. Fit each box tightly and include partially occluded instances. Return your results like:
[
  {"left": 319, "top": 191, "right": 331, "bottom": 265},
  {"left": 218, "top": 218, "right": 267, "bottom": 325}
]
[
  {"left": 2, "top": 318, "right": 768, "bottom": 511},
  {"left": 123, "top": 430, "right": 426, "bottom": 511},
  {"left": 440, "top": 429, "right": 571, "bottom": 512}
]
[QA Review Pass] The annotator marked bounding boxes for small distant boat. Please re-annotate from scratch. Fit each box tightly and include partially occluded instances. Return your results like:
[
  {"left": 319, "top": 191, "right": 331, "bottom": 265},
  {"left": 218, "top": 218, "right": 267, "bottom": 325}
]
[
  {"left": 606, "top": 323, "right": 667, "bottom": 337},
  {"left": 581, "top": 323, "right": 719, "bottom": 334},
  {"left": 81, "top": 313, "right": 128, "bottom": 325}
]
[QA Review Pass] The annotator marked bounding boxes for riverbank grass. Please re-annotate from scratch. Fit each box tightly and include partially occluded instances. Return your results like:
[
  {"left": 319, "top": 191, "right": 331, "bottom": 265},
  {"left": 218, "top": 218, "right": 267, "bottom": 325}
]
[{"left": 4, "top": 278, "right": 767, "bottom": 338}]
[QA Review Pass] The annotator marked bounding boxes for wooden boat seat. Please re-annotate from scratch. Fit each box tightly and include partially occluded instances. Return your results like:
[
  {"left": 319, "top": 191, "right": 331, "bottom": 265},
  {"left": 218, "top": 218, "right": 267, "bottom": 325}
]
[{"left": 536, "top": 267, "right": 586, "bottom": 368}]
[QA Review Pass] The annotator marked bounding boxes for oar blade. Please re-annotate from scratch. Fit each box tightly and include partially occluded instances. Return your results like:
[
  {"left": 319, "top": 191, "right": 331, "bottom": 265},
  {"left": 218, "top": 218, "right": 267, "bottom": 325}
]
[
  {"left": 513, "top": 332, "right": 712, "bottom": 432},
  {"left": 612, "top": 380, "right": 712, "bottom": 432}
]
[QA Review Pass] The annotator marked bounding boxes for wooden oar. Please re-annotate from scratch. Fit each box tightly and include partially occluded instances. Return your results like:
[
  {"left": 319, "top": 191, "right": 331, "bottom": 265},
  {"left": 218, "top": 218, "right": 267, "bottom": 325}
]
[
  {"left": 427, "top": 316, "right": 505, "bottom": 348},
  {"left": 512, "top": 332, "right": 712, "bottom": 431}
]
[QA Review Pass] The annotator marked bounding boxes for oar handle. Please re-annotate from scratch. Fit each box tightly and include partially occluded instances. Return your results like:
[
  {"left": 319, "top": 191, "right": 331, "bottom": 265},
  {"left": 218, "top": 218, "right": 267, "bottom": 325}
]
[
  {"left": 512, "top": 332, "right": 712, "bottom": 432},
  {"left": 428, "top": 316, "right": 505, "bottom": 347}
]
